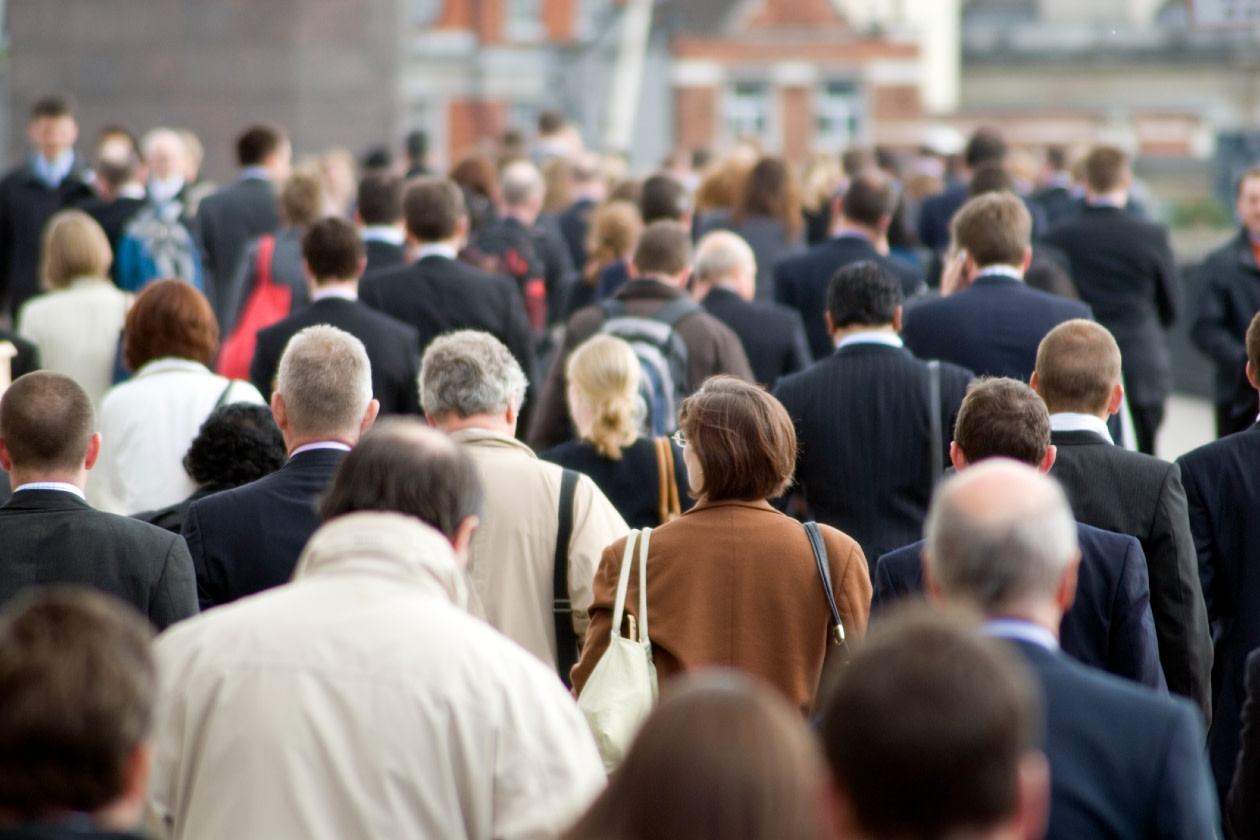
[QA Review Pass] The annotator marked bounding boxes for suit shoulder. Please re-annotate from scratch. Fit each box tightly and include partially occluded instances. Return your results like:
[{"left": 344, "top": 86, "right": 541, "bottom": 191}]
[
  {"left": 350, "top": 301, "right": 421, "bottom": 340},
  {"left": 79, "top": 507, "right": 183, "bottom": 551}
]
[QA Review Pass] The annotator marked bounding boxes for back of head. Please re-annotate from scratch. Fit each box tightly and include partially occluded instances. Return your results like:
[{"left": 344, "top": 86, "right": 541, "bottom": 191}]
[
  {"left": 123, "top": 280, "right": 219, "bottom": 371},
  {"left": 537, "top": 109, "right": 566, "bottom": 137},
  {"left": 236, "top": 124, "right": 284, "bottom": 168},
  {"left": 357, "top": 172, "right": 403, "bottom": 226},
  {"left": 1033, "top": 319, "right": 1121, "bottom": 415},
  {"left": 280, "top": 171, "right": 324, "bottom": 228},
  {"left": 924, "top": 460, "right": 1078, "bottom": 613},
  {"left": 449, "top": 154, "right": 498, "bottom": 199},
  {"left": 821, "top": 609, "right": 1042, "bottom": 840},
  {"left": 1045, "top": 146, "right": 1067, "bottom": 173},
  {"left": 639, "top": 174, "right": 690, "bottom": 224},
  {"left": 0, "top": 372, "right": 94, "bottom": 474},
  {"left": 826, "top": 260, "right": 900, "bottom": 330},
  {"left": 694, "top": 231, "right": 756, "bottom": 290},
  {"left": 319, "top": 419, "right": 483, "bottom": 540},
  {"left": 41, "top": 209, "right": 113, "bottom": 290},
  {"left": 565, "top": 671, "right": 825, "bottom": 840},
  {"left": 968, "top": 162, "right": 1015, "bottom": 197},
  {"left": 586, "top": 200, "right": 642, "bottom": 267},
  {"left": 566, "top": 335, "right": 641, "bottom": 460},
  {"left": 1083, "top": 146, "right": 1129, "bottom": 194},
  {"left": 405, "top": 129, "right": 428, "bottom": 162},
  {"left": 953, "top": 378, "right": 1050, "bottom": 467},
  {"left": 950, "top": 192, "right": 1031, "bottom": 269},
  {"left": 420, "top": 330, "right": 528, "bottom": 421},
  {"left": 183, "top": 402, "right": 286, "bottom": 489},
  {"left": 841, "top": 147, "right": 876, "bottom": 177},
  {"left": 403, "top": 177, "right": 467, "bottom": 243},
  {"left": 500, "top": 160, "right": 545, "bottom": 209},
  {"left": 965, "top": 128, "right": 1008, "bottom": 170},
  {"left": 840, "top": 169, "right": 896, "bottom": 229},
  {"left": 302, "top": 216, "right": 364, "bottom": 283},
  {"left": 0, "top": 587, "right": 155, "bottom": 823},
  {"left": 275, "top": 325, "right": 373, "bottom": 440},
  {"left": 632, "top": 220, "right": 692, "bottom": 279},
  {"left": 735, "top": 157, "right": 800, "bottom": 238}
]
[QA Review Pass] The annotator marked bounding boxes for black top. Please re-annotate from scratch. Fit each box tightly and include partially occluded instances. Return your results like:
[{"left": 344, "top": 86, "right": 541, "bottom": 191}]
[
  {"left": 540, "top": 436, "right": 693, "bottom": 529},
  {"left": 194, "top": 176, "right": 280, "bottom": 325},
  {"left": 132, "top": 483, "right": 229, "bottom": 536},
  {"left": 701, "top": 287, "right": 812, "bottom": 390}
]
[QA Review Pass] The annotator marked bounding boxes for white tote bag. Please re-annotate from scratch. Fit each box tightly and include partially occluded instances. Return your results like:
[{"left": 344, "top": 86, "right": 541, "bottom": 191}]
[{"left": 577, "top": 527, "right": 659, "bottom": 771}]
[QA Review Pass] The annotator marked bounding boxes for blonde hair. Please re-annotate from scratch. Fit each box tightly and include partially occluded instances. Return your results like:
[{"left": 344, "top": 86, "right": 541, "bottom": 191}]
[
  {"left": 584, "top": 201, "right": 642, "bottom": 284},
  {"left": 567, "top": 335, "right": 640, "bottom": 460},
  {"left": 40, "top": 210, "right": 112, "bottom": 290}
]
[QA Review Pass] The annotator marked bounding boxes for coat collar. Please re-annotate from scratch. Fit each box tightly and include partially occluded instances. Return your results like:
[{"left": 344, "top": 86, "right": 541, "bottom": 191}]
[
  {"left": 682, "top": 497, "right": 782, "bottom": 517},
  {"left": 1049, "top": 428, "right": 1112, "bottom": 447},
  {"left": 612, "top": 277, "right": 686, "bottom": 302},
  {"left": 448, "top": 427, "right": 537, "bottom": 458},
  {"left": 0, "top": 488, "right": 93, "bottom": 513}
]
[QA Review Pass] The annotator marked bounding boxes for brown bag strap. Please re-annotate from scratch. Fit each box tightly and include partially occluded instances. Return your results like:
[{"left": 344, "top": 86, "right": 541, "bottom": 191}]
[{"left": 654, "top": 437, "right": 682, "bottom": 524}]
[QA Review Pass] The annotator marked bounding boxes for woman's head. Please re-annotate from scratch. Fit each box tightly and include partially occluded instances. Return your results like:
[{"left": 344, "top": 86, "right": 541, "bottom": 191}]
[
  {"left": 40, "top": 210, "right": 112, "bottom": 290},
  {"left": 734, "top": 156, "right": 802, "bottom": 241},
  {"left": 280, "top": 170, "right": 324, "bottom": 228},
  {"left": 678, "top": 376, "right": 796, "bottom": 502},
  {"left": 123, "top": 279, "right": 218, "bottom": 371},
  {"left": 584, "top": 201, "right": 642, "bottom": 283},
  {"left": 565, "top": 335, "right": 640, "bottom": 460},
  {"left": 564, "top": 671, "right": 826, "bottom": 840}
]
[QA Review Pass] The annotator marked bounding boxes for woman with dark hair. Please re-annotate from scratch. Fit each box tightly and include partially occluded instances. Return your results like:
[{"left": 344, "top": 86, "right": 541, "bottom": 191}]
[
  {"left": 563, "top": 672, "right": 828, "bottom": 840},
  {"left": 91, "top": 280, "right": 265, "bottom": 515},
  {"left": 448, "top": 154, "right": 499, "bottom": 235},
  {"left": 570, "top": 376, "right": 870, "bottom": 713}
]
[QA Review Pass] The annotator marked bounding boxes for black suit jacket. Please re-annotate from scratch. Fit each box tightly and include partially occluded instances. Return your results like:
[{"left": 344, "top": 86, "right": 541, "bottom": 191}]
[
  {"left": 701, "top": 287, "right": 811, "bottom": 389},
  {"left": 1050, "top": 428, "right": 1213, "bottom": 720},
  {"left": 919, "top": 182, "right": 1048, "bottom": 251},
  {"left": 774, "top": 343, "right": 972, "bottom": 561},
  {"left": 901, "top": 274, "right": 1093, "bottom": 381},
  {"left": 1227, "top": 648, "right": 1260, "bottom": 839},
  {"left": 1042, "top": 206, "right": 1181, "bottom": 406},
  {"left": 1177, "top": 422, "right": 1260, "bottom": 793},
  {"left": 182, "top": 448, "right": 345, "bottom": 610},
  {"left": 250, "top": 296, "right": 422, "bottom": 416},
  {"left": 773, "top": 236, "right": 924, "bottom": 360},
  {"left": 873, "top": 523, "right": 1164, "bottom": 689},
  {"left": 0, "top": 489, "right": 197, "bottom": 629},
  {"left": 1008, "top": 638, "right": 1217, "bottom": 840},
  {"left": 195, "top": 176, "right": 280, "bottom": 324},
  {"left": 363, "top": 238, "right": 405, "bottom": 275},
  {"left": 1192, "top": 230, "right": 1260, "bottom": 429},
  {"left": 557, "top": 197, "right": 596, "bottom": 272}
]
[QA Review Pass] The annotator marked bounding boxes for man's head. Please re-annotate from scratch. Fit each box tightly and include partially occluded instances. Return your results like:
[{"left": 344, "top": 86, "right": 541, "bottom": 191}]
[
  {"left": 952, "top": 378, "right": 1052, "bottom": 472},
  {"left": 924, "top": 460, "right": 1080, "bottom": 622},
  {"left": 402, "top": 177, "right": 468, "bottom": 245},
  {"left": 1236, "top": 166, "right": 1260, "bottom": 238},
  {"left": 825, "top": 261, "right": 901, "bottom": 336},
  {"left": 319, "top": 419, "right": 484, "bottom": 560},
  {"left": 356, "top": 172, "right": 403, "bottom": 227},
  {"left": 0, "top": 588, "right": 156, "bottom": 830},
  {"left": 1031, "top": 319, "right": 1124, "bottom": 418},
  {"left": 279, "top": 171, "right": 324, "bottom": 229},
  {"left": 0, "top": 372, "right": 98, "bottom": 485},
  {"left": 183, "top": 403, "right": 286, "bottom": 491},
  {"left": 835, "top": 169, "right": 896, "bottom": 236},
  {"left": 499, "top": 160, "right": 545, "bottom": 223},
  {"left": 28, "top": 96, "right": 77, "bottom": 162},
  {"left": 420, "top": 330, "right": 528, "bottom": 434},
  {"left": 693, "top": 231, "right": 757, "bottom": 300},
  {"left": 639, "top": 174, "right": 691, "bottom": 226},
  {"left": 968, "top": 162, "right": 1015, "bottom": 197},
  {"left": 302, "top": 217, "right": 364, "bottom": 285},
  {"left": 964, "top": 128, "right": 1008, "bottom": 171},
  {"left": 140, "top": 128, "right": 186, "bottom": 182},
  {"left": 273, "top": 325, "right": 378, "bottom": 449},
  {"left": 950, "top": 191, "right": 1032, "bottom": 274},
  {"left": 537, "top": 109, "right": 566, "bottom": 138},
  {"left": 632, "top": 220, "right": 692, "bottom": 286},
  {"left": 1082, "top": 146, "right": 1131, "bottom": 199},
  {"left": 235, "top": 124, "right": 291, "bottom": 180},
  {"left": 821, "top": 610, "right": 1047, "bottom": 840}
]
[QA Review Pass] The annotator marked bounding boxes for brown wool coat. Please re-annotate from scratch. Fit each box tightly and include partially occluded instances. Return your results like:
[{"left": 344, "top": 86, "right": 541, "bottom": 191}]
[{"left": 570, "top": 498, "right": 871, "bottom": 713}]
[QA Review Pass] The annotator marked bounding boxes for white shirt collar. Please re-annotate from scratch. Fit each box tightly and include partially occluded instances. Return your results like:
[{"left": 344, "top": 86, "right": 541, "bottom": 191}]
[
  {"left": 975, "top": 265, "right": 1024, "bottom": 282},
  {"left": 290, "top": 441, "right": 352, "bottom": 458},
  {"left": 311, "top": 286, "right": 357, "bottom": 303},
  {"left": 980, "top": 618, "right": 1060, "bottom": 651},
  {"left": 14, "top": 481, "right": 86, "bottom": 500},
  {"left": 239, "top": 166, "right": 271, "bottom": 181},
  {"left": 1049, "top": 412, "right": 1113, "bottom": 444},
  {"left": 835, "top": 331, "right": 904, "bottom": 351},
  {"left": 117, "top": 183, "right": 147, "bottom": 200},
  {"left": 134, "top": 357, "right": 214, "bottom": 378},
  {"left": 361, "top": 226, "right": 405, "bottom": 246},
  {"left": 413, "top": 243, "right": 458, "bottom": 261},
  {"left": 148, "top": 174, "right": 185, "bottom": 204}
]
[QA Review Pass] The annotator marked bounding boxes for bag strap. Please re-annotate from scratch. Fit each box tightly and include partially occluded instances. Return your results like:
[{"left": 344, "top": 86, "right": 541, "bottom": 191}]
[
  {"left": 637, "top": 526, "right": 652, "bottom": 644},
  {"left": 805, "top": 521, "right": 848, "bottom": 653},
  {"left": 654, "top": 438, "right": 669, "bottom": 525},
  {"left": 610, "top": 529, "right": 641, "bottom": 640},
  {"left": 928, "top": 360, "right": 943, "bottom": 488},
  {"left": 553, "top": 468, "right": 580, "bottom": 685},
  {"left": 213, "top": 379, "right": 235, "bottom": 410},
  {"left": 661, "top": 439, "right": 680, "bottom": 519},
  {"left": 254, "top": 234, "right": 276, "bottom": 290}
]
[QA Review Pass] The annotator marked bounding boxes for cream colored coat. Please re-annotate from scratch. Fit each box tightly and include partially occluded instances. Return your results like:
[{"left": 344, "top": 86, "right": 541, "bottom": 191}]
[
  {"left": 146, "top": 512, "right": 605, "bottom": 840},
  {"left": 451, "top": 429, "right": 630, "bottom": 669}
]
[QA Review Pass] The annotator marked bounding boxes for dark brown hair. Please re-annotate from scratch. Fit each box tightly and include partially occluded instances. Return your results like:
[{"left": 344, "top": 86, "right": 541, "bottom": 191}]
[
  {"left": 640, "top": 174, "right": 689, "bottom": 224},
  {"left": 632, "top": 220, "right": 692, "bottom": 278},
  {"left": 1083, "top": 146, "right": 1129, "bottom": 194},
  {"left": 1034, "top": 319, "right": 1122, "bottom": 415},
  {"left": 967, "top": 162, "right": 1015, "bottom": 197},
  {"left": 953, "top": 378, "right": 1049, "bottom": 467},
  {"left": 1247, "top": 309, "right": 1260, "bottom": 377},
  {"left": 357, "top": 172, "right": 403, "bottom": 226},
  {"left": 236, "top": 124, "right": 284, "bottom": 168},
  {"left": 950, "top": 191, "right": 1031, "bottom": 269},
  {"left": 0, "top": 372, "right": 94, "bottom": 472},
  {"left": 0, "top": 587, "right": 155, "bottom": 820},
  {"left": 31, "top": 95, "right": 74, "bottom": 121},
  {"left": 733, "top": 156, "right": 802, "bottom": 242},
  {"left": 302, "top": 217, "right": 363, "bottom": 282},
  {"left": 403, "top": 177, "right": 467, "bottom": 243},
  {"left": 123, "top": 279, "right": 219, "bottom": 370},
  {"left": 448, "top": 154, "right": 498, "bottom": 200},
  {"left": 840, "top": 169, "right": 896, "bottom": 228},
  {"left": 679, "top": 376, "right": 796, "bottom": 502}
]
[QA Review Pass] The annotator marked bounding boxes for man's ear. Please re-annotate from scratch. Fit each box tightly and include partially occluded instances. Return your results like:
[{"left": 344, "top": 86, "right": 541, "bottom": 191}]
[
  {"left": 948, "top": 440, "right": 967, "bottom": 472},
  {"left": 1039, "top": 444, "right": 1057, "bottom": 474},
  {"left": 360, "top": 399, "right": 381, "bottom": 434},
  {"left": 1248, "top": 361, "right": 1257, "bottom": 391},
  {"left": 921, "top": 551, "right": 944, "bottom": 605},
  {"left": 1020, "top": 245, "right": 1033, "bottom": 273},
  {"left": 452, "top": 515, "right": 480, "bottom": 567},
  {"left": 1029, "top": 371, "right": 1040, "bottom": 393},
  {"left": 824, "top": 311, "right": 835, "bottom": 337},
  {"left": 0, "top": 437, "right": 11, "bottom": 472},
  {"left": 83, "top": 432, "right": 102, "bottom": 472},
  {"left": 1056, "top": 551, "right": 1081, "bottom": 612},
  {"left": 1107, "top": 382, "right": 1124, "bottom": 417},
  {"left": 271, "top": 392, "right": 289, "bottom": 432},
  {"left": 891, "top": 304, "right": 903, "bottom": 333}
]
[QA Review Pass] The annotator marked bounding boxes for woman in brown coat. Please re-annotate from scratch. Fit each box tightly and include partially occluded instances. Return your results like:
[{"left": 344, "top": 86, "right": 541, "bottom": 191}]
[{"left": 570, "top": 376, "right": 870, "bottom": 713}]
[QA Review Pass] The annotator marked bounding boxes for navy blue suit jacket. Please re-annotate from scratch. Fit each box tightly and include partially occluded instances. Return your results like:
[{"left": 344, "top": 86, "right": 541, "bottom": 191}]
[
  {"left": 901, "top": 274, "right": 1092, "bottom": 382},
  {"left": 1009, "top": 638, "right": 1217, "bottom": 840},
  {"left": 872, "top": 522, "right": 1165, "bottom": 690},
  {"left": 701, "top": 287, "right": 811, "bottom": 390},
  {"left": 917, "top": 182, "right": 1048, "bottom": 252},
  {"left": 182, "top": 448, "right": 345, "bottom": 610}
]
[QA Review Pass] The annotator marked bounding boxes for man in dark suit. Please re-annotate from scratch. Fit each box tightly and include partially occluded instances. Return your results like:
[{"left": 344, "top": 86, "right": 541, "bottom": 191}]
[
  {"left": 1041, "top": 147, "right": 1181, "bottom": 455},
  {"left": 194, "top": 124, "right": 288, "bottom": 326},
  {"left": 874, "top": 377, "right": 1164, "bottom": 690},
  {"left": 555, "top": 153, "right": 605, "bottom": 272},
  {"left": 1031, "top": 146, "right": 1079, "bottom": 227},
  {"left": 1033, "top": 319, "right": 1213, "bottom": 721},
  {"left": 902, "top": 191, "right": 1092, "bottom": 383},
  {"left": 694, "top": 230, "right": 810, "bottom": 389},
  {"left": 1227, "top": 648, "right": 1260, "bottom": 838},
  {"left": 774, "top": 261, "right": 972, "bottom": 562},
  {"left": 355, "top": 171, "right": 406, "bottom": 275},
  {"left": 924, "top": 461, "right": 1218, "bottom": 840},
  {"left": 0, "top": 372, "right": 197, "bottom": 629},
  {"left": 184, "top": 325, "right": 379, "bottom": 610},
  {"left": 774, "top": 169, "right": 924, "bottom": 360},
  {"left": 251, "top": 218, "right": 420, "bottom": 416},
  {"left": 1176, "top": 309, "right": 1260, "bottom": 803}
]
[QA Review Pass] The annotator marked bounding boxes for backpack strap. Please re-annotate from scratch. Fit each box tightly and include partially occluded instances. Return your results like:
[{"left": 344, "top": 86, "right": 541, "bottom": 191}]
[
  {"left": 652, "top": 297, "right": 703, "bottom": 327},
  {"left": 598, "top": 298, "right": 627, "bottom": 319},
  {"left": 928, "top": 360, "right": 943, "bottom": 488},
  {"left": 553, "top": 469, "right": 580, "bottom": 686}
]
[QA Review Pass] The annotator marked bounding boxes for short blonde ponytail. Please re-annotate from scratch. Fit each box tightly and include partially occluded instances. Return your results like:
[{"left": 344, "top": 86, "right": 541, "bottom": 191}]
[{"left": 566, "top": 334, "right": 641, "bottom": 460}]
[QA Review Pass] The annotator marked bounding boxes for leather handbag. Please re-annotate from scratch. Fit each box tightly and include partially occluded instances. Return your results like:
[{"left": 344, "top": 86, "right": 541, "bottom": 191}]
[
  {"left": 577, "top": 527, "right": 659, "bottom": 771},
  {"left": 216, "top": 235, "right": 289, "bottom": 379},
  {"left": 653, "top": 437, "right": 682, "bottom": 524}
]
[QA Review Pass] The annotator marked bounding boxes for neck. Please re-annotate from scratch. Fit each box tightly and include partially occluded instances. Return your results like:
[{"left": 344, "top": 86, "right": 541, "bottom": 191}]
[
  {"left": 435, "top": 412, "right": 515, "bottom": 437},
  {"left": 831, "top": 218, "right": 877, "bottom": 239},
  {"left": 8, "top": 469, "right": 86, "bottom": 492},
  {"left": 38, "top": 147, "right": 70, "bottom": 162},
  {"left": 974, "top": 263, "right": 1024, "bottom": 279},
  {"left": 313, "top": 278, "right": 358, "bottom": 293},
  {"left": 1088, "top": 189, "right": 1127, "bottom": 206},
  {"left": 414, "top": 237, "right": 461, "bottom": 253},
  {"left": 637, "top": 272, "right": 681, "bottom": 288},
  {"left": 831, "top": 323, "right": 895, "bottom": 343},
  {"left": 1051, "top": 407, "right": 1109, "bottom": 423},
  {"left": 989, "top": 603, "right": 1062, "bottom": 639},
  {"left": 284, "top": 432, "right": 357, "bottom": 455}
]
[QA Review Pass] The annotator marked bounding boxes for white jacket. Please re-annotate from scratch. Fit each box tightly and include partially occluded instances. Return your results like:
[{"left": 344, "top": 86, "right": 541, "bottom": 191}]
[{"left": 146, "top": 511, "right": 605, "bottom": 840}]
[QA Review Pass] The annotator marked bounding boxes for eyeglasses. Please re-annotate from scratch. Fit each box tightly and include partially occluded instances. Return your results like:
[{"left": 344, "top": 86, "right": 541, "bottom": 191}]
[{"left": 671, "top": 430, "right": 687, "bottom": 448}]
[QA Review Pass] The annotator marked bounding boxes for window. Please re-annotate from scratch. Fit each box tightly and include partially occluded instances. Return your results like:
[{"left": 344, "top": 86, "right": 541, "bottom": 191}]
[
  {"left": 505, "top": 0, "right": 545, "bottom": 41},
  {"left": 815, "top": 80, "right": 862, "bottom": 151},
  {"left": 410, "top": 0, "right": 441, "bottom": 26},
  {"left": 724, "top": 82, "right": 772, "bottom": 145}
]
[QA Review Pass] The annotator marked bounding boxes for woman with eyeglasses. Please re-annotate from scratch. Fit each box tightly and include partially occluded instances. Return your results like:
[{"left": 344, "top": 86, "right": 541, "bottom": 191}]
[{"left": 569, "top": 375, "right": 871, "bottom": 713}]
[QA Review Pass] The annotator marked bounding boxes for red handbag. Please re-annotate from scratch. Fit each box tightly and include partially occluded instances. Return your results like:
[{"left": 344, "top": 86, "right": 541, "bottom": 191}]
[{"left": 216, "top": 235, "right": 290, "bottom": 379}]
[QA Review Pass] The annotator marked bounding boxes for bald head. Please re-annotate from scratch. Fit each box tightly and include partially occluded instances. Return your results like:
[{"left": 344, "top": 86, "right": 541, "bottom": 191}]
[
  {"left": 694, "top": 231, "right": 757, "bottom": 300},
  {"left": 925, "top": 460, "right": 1078, "bottom": 615},
  {"left": 1033, "top": 319, "right": 1122, "bottom": 416}
]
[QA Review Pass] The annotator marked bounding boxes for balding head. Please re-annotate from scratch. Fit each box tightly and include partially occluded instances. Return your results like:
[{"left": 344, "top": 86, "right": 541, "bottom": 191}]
[
  {"left": 1032, "top": 319, "right": 1122, "bottom": 416},
  {"left": 694, "top": 231, "right": 757, "bottom": 300},
  {"left": 0, "top": 372, "right": 97, "bottom": 482},
  {"left": 839, "top": 169, "right": 897, "bottom": 230},
  {"left": 274, "top": 325, "right": 377, "bottom": 446},
  {"left": 500, "top": 160, "right": 544, "bottom": 210},
  {"left": 924, "top": 460, "right": 1079, "bottom": 618}
]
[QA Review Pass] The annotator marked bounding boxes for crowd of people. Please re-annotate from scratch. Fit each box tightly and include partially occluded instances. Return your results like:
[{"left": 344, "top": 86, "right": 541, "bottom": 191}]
[{"left": 4, "top": 93, "right": 1260, "bottom": 840}]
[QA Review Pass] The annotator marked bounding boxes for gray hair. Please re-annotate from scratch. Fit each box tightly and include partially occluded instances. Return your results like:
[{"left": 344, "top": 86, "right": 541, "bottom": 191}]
[
  {"left": 694, "top": 230, "right": 757, "bottom": 284},
  {"left": 500, "top": 160, "right": 544, "bottom": 208},
  {"left": 276, "top": 325, "right": 373, "bottom": 438},
  {"left": 420, "top": 330, "right": 528, "bottom": 419},
  {"left": 924, "top": 459, "right": 1078, "bottom": 612}
]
